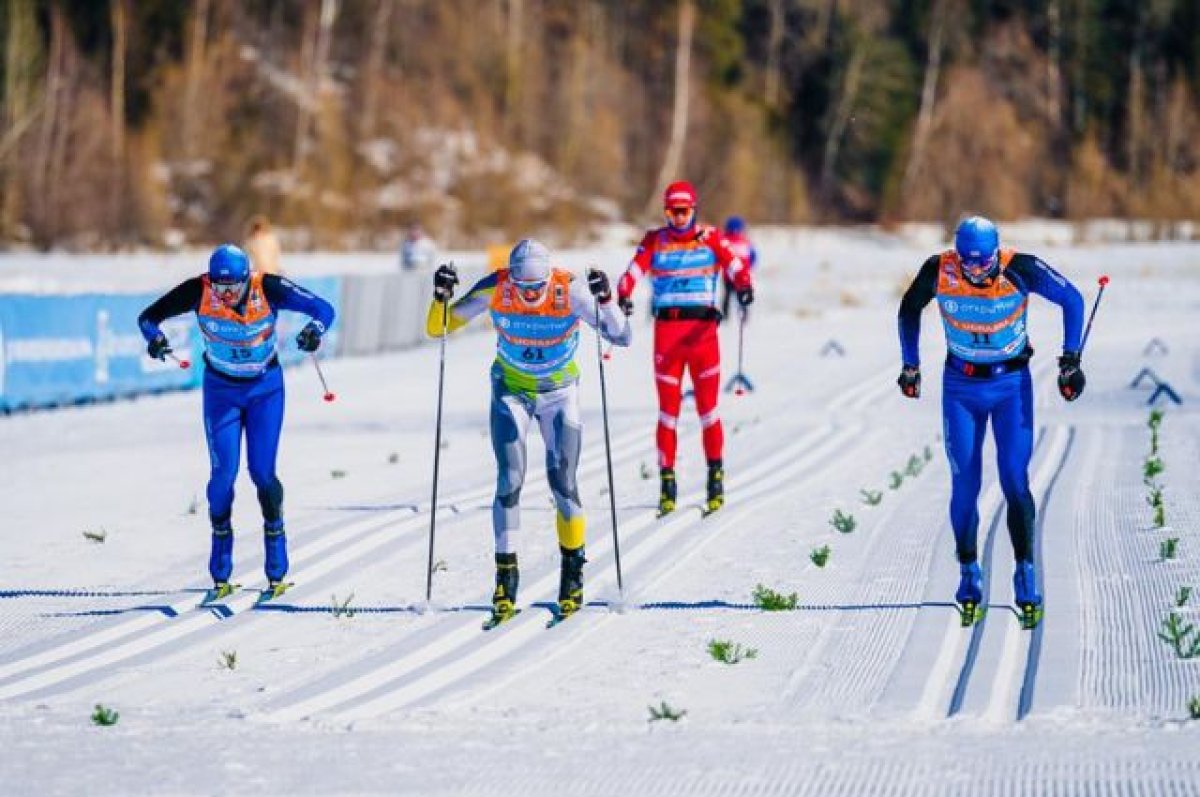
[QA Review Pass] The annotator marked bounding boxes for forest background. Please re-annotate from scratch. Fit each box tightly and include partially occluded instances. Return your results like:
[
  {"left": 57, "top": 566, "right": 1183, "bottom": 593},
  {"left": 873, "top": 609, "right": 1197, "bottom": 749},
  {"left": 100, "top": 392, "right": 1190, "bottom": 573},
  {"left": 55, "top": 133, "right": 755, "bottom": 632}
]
[{"left": 1, "top": 0, "right": 1197, "bottom": 251}]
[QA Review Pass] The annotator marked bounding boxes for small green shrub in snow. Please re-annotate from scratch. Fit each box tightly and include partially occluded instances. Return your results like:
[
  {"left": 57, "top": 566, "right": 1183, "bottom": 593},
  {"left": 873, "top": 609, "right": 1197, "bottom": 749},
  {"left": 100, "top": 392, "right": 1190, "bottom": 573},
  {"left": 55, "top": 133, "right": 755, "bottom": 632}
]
[
  {"left": 888, "top": 471, "right": 905, "bottom": 490},
  {"left": 82, "top": 529, "right": 107, "bottom": 544},
  {"left": 1176, "top": 586, "right": 1192, "bottom": 608},
  {"left": 905, "top": 455, "right": 924, "bottom": 477},
  {"left": 330, "top": 469, "right": 347, "bottom": 479},
  {"left": 752, "top": 584, "right": 798, "bottom": 611},
  {"left": 707, "top": 639, "right": 758, "bottom": 665},
  {"left": 647, "top": 701, "right": 687, "bottom": 722},
  {"left": 810, "top": 545, "right": 831, "bottom": 568},
  {"left": 1143, "top": 457, "right": 1164, "bottom": 483},
  {"left": 91, "top": 704, "right": 119, "bottom": 726},
  {"left": 1161, "top": 538, "right": 1179, "bottom": 561},
  {"left": 830, "top": 509, "right": 857, "bottom": 534},
  {"left": 1157, "top": 612, "right": 1200, "bottom": 659},
  {"left": 860, "top": 489, "right": 882, "bottom": 506},
  {"left": 331, "top": 592, "right": 356, "bottom": 619},
  {"left": 1189, "top": 696, "right": 1200, "bottom": 720},
  {"left": 218, "top": 650, "right": 237, "bottom": 670}
]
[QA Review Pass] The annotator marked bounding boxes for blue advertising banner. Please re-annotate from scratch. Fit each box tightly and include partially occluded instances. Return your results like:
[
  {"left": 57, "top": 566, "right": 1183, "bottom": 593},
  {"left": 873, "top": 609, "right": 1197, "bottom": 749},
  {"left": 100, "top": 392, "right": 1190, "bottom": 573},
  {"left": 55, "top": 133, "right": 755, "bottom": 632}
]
[{"left": 0, "top": 275, "right": 342, "bottom": 412}]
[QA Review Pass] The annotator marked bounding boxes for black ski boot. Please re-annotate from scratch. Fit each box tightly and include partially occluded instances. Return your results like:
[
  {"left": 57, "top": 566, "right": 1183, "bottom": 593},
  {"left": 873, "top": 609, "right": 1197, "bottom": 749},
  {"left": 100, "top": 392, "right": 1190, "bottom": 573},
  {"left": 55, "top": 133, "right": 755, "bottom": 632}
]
[
  {"left": 657, "top": 468, "right": 677, "bottom": 517},
  {"left": 555, "top": 545, "right": 586, "bottom": 622},
  {"left": 704, "top": 460, "right": 725, "bottom": 515},
  {"left": 483, "top": 552, "right": 519, "bottom": 630}
]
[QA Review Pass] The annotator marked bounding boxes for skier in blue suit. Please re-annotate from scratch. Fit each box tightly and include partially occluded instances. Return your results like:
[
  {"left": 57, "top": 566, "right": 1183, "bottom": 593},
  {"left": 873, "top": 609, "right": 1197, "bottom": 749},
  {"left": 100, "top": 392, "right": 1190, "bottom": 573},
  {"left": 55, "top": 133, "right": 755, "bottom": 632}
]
[
  {"left": 137, "top": 244, "right": 336, "bottom": 599},
  {"left": 896, "top": 216, "right": 1085, "bottom": 628}
]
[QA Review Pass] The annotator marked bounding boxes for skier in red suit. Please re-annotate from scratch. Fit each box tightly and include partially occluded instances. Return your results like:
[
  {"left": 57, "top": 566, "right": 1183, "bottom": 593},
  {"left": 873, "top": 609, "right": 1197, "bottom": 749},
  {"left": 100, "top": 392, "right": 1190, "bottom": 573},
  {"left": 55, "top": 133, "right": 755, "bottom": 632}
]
[{"left": 616, "top": 181, "right": 753, "bottom": 516}]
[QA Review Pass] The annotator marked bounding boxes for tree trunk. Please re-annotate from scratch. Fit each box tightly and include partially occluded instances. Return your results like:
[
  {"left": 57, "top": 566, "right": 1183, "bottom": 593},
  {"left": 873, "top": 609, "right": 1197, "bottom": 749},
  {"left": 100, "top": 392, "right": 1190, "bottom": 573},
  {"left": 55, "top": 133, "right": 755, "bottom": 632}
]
[
  {"left": 32, "top": 4, "right": 67, "bottom": 244},
  {"left": 504, "top": 0, "right": 524, "bottom": 141},
  {"left": 293, "top": 0, "right": 338, "bottom": 174},
  {"left": 902, "top": 0, "right": 947, "bottom": 198},
  {"left": 2, "top": 0, "right": 40, "bottom": 237},
  {"left": 359, "top": 0, "right": 394, "bottom": 140},
  {"left": 646, "top": 0, "right": 695, "bottom": 218},
  {"left": 819, "top": 41, "right": 867, "bottom": 204},
  {"left": 182, "top": 0, "right": 210, "bottom": 159},
  {"left": 764, "top": 0, "right": 785, "bottom": 111}
]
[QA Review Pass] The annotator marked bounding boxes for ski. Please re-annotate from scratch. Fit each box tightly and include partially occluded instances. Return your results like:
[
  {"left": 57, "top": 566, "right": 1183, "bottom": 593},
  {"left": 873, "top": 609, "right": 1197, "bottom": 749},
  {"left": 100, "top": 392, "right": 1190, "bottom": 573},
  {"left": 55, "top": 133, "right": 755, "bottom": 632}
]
[
  {"left": 256, "top": 581, "right": 294, "bottom": 605},
  {"left": 545, "top": 606, "right": 579, "bottom": 629},
  {"left": 1018, "top": 602, "right": 1043, "bottom": 630},
  {"left": 200, "top": 582, "right": 241, "bottom": 606},
  {"left": 482, "top": 607, "right": 520, "bottom": 631},
  {"left": 957, "top": 601, "right": 986, "bottom": 627}
]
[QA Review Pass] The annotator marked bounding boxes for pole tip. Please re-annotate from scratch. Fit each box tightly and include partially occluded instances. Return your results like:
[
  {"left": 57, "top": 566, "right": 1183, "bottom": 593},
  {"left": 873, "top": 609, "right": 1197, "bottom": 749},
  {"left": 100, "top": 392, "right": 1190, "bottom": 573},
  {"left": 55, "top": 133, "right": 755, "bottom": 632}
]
[
  {"left": 178, "top": 359, "right": 191, "bottom": 369},
  {"left": 734, "top": 387, "right": 746, "bottom": 396},
  {"left": 324, "top": 392, "right": 336, "bottom": 402},
  {"left": 1099, "top": 275, "right": 1110, "bottom": 286}
]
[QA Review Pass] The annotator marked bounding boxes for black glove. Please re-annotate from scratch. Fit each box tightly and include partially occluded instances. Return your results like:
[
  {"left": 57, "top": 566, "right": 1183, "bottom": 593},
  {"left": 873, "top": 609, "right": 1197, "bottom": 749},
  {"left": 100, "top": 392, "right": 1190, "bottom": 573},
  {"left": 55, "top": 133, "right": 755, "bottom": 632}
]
[
  {"left": 433, "top": 263, "right": 459, "bottom": 302},
  {"left": 736, "top": 287, "right": 754, "bottom": 307},
  {"left": 1057, "top": 351, "right": 1085, "bottom": 401},
  {"left": 296, "top": 321, "right": 324, "bottom": 353},
  {"left": 586, "top": 268, "right": 612, "bottom": 303},
  {"left": 147, "top": 333, "right": 172, "bottom": 361},
  {"left": 617, "top": 295, "right": 634, "bottom": 317},
  {"left": 897, "top": 365, "right": 921, "bottom": 399}
]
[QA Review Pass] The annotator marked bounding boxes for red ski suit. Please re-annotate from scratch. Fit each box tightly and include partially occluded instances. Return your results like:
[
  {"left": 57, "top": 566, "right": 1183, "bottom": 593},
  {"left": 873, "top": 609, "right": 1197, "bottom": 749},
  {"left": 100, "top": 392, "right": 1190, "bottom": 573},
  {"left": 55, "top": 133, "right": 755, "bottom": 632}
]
[{"left": 617, "top": 224, "right": 752, "bottom": 469}]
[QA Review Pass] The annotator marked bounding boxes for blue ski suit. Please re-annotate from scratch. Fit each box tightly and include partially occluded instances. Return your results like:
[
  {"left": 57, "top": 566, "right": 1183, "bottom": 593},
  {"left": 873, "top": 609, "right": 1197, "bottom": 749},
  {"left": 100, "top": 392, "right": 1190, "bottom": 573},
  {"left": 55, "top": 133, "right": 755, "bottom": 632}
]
[
  {"left": 138, "top": 274, "right": 335, "bottom": 582},
  {"left": 897, "top": 250, "right": 1083, "bottom": 565}
]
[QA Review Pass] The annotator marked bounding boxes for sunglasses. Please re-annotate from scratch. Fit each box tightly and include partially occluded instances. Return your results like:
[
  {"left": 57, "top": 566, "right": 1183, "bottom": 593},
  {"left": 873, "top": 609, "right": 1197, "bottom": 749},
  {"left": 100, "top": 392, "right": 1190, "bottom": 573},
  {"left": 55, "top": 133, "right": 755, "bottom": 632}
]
[
  {"left": 667, "top": 206, "right": 694, "bottom": 217},
  {"left": 960, "top": 253, "right": 997, "bottom": 279},
  {"left": 212, "top": 279, "right": 246, "bottom": 299}
]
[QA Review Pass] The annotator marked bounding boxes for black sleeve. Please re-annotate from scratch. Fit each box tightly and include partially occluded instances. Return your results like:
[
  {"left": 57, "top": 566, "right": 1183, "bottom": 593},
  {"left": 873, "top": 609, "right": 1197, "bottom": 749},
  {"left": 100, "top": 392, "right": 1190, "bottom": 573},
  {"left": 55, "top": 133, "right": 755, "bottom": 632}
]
[
  {"left": 137, "top": 277, "right": 203, "bottom": 329},
  {"left": 896, "top": 255, "right": 940, "bottom": 365}
]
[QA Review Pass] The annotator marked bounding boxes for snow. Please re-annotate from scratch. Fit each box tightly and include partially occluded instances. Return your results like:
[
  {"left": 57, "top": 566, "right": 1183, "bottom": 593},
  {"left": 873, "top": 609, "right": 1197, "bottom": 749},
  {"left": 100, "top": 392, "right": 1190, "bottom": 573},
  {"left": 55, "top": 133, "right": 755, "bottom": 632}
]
[{"left": 2, "top": 230, "right": 1200, "bottom": 794}]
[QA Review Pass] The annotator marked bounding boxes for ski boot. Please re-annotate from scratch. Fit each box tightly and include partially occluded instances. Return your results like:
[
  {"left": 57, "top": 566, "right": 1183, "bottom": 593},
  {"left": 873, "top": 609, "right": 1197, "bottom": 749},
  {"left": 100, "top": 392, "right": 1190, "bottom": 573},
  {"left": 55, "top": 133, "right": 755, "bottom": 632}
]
[
  {"left": 955, "top": 561, "right": 985, "bottom": 627},
  {"left": 657, "top": 468, "right": 677, "bottom": 518},
  {"left": 550, "top": 545, "right": 586, "bottom": 626},
  {"left": 483, "top": 552, "right": 520, "bottom": 630},
  {"left": 1013, "top": 560, "right": 1043, "bottom": 630},
  {"left": 201, "top": 520, "right": 237, "bottom": 604},
  {"left": 703, "top": 460, "right": 725, "bottom": 516},
  {"left": 259, "top": 521, "right": 293, "bottom": 602}
]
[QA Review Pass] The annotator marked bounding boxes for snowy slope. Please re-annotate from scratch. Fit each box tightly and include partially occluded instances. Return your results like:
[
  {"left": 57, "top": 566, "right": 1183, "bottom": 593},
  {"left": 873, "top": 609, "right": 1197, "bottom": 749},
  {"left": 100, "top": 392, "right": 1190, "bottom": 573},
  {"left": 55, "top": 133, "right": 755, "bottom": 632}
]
[{"left": 1, "top": 232, "right": 1199, "bottom": 795}]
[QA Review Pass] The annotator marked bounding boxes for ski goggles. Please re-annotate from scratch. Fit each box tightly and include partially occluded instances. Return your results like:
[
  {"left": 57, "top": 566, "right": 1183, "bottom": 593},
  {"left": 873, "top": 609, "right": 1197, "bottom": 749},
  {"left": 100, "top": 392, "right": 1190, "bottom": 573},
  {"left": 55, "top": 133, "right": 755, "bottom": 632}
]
[
  {"left": 959, "top": 252, "right": 998, "bottom": 282},
  {"left": 511, "top": 277, "right": 548, "bottom": 299},
  {"left": 211, "top": 279, "right": 247, "bottom": 301}
]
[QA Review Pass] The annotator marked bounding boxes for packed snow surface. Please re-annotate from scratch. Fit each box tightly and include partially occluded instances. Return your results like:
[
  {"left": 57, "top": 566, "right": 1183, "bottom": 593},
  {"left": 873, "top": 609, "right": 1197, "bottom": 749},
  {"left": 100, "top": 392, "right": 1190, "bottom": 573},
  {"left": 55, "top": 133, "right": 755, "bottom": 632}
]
[{"left": 1, "top": 228, "right": 1199, "bottom": 795}]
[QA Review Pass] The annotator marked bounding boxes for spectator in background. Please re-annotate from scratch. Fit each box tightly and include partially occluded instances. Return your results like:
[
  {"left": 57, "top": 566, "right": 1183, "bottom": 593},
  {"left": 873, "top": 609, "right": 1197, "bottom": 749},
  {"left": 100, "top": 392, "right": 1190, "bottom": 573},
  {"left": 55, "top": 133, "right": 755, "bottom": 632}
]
[
  {"left": 401, "top": 222, "right": 439, "bottom": 271},
  {"left": 244, "top": 215, "right": 283, "bottom": 276},
  {"left": 720, "top": 216, "right": 758, "bottom": 323}
]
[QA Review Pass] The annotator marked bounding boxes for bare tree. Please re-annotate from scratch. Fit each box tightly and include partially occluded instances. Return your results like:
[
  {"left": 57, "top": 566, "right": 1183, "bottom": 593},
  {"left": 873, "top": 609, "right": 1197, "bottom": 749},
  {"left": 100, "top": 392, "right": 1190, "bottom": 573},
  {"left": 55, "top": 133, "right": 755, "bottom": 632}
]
[
  {"left": 902, "top": 0, "right": 948, "bottom": 195},
  {"left": 819, "top": 41, "right": 867, "bottom": 203},
  {"left": 359, "top": 0, "right": 394, "bottom": 140},
  {"left": 646, "top": 0, "right": 695, "bottom": 217},
  {"left": 2, "top": 0, "right": 41, "bottom": 237},
  {"left": 181, "top": 0, "right": 210, "bottom": 160},
  {"left": 764, "top": 0, "right": 786, "bottom": 111}
]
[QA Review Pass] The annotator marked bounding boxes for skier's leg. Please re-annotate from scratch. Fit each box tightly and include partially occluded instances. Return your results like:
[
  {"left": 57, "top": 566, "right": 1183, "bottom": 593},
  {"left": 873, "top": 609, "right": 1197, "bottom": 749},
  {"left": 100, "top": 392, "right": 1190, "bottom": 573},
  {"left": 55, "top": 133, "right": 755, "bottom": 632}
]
[
  {"left": 653, "top": 323, "right": 687, "bottom": 470},
  {"left": 942, "top": 370, "right": 988, "bottom": 563},
  {"left": 489, "top": 384, "right": 533, "bottom": 556},
  {"left": 537, "top": 384, "right": 585, "bottom": 549},
  {"left": 536, "top": 385, "right": 586, "bottom": 613},
  {"left": 202, "top": 374, "right": 244, "bottom": 584},
  {"left": 245, "top": 368, "right": 287, "bottom": 582},
  {"left": 687, "top": 321, "right": 724, "bottom": 464},
  {"left": 993, "top": 369, "right": 1040, "bottom": 611}
]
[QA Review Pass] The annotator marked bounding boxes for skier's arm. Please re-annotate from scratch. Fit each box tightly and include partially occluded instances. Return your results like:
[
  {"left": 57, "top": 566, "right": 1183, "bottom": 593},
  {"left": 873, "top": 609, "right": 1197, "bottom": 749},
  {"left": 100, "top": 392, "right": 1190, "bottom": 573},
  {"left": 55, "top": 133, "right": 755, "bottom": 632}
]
[
  {"left": 425, "top": 272, "right": 497, "bottom": 336},
  {"left": 616, "top": 232, "right": 656, "bottom": 300},
  {"left": 1007, "top": 254, "right": 1084, "bottom": 353},
  {"left": 137, "top": 277, "right": 203, "bottom": 342},
  {"left": 262, "top": 275, "right": 336, "bottom": 331},
  {"left": 569, "top": 281, "right": 632, "bottom": 347},
  {"left": 712, "top": 231, "right": 752, "bottom": 291},
  {"left": 897, "top": 256, "right": 940, "bottom": 366}
]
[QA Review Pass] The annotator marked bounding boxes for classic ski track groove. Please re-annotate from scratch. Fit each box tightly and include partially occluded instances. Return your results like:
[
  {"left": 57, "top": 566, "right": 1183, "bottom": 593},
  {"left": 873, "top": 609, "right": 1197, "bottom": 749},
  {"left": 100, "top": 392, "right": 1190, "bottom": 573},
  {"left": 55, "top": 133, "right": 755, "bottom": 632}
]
[
  {"left": 260, "top": 421, "right": 867, "bottom": 722},
  {"left": 0, "top": 421, "right": 652, "bottom": 701}
]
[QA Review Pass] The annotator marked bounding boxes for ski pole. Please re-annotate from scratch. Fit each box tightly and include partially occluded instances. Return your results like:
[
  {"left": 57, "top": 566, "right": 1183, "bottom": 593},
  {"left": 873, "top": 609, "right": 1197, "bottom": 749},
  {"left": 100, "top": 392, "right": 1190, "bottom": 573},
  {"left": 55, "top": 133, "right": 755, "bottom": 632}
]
[
  {"left": 594, "top": 291, "right": 624, "bottom": 596},
  {"left": 166, "top": 351, "right": 191, "bottom": 369},
  {"left": 425, "top": 296, "right": 451, "bottom": 603},
  {"left": 1079, "top": 275, "right": 1110, "bottom": 357},
  {"left": 734, "top": 307, "right": 747, "bottom": 395},
  {"left": 310, "top": 353, "right": 336, "bottom": 402}
]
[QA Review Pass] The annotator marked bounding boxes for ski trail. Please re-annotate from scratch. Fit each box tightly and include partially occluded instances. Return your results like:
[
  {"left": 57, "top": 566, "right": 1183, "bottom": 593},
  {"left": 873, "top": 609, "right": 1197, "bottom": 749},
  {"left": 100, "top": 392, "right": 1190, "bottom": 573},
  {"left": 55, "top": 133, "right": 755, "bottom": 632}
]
[
  {"left": 0, "top": 421, "right": 654, "bottom": 703},
  {"left": 257, "top": 421, "right": 862, "bottom": 722},
  {"left": 949, "top": 424, "right": 1074, "bottom": 722}
]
